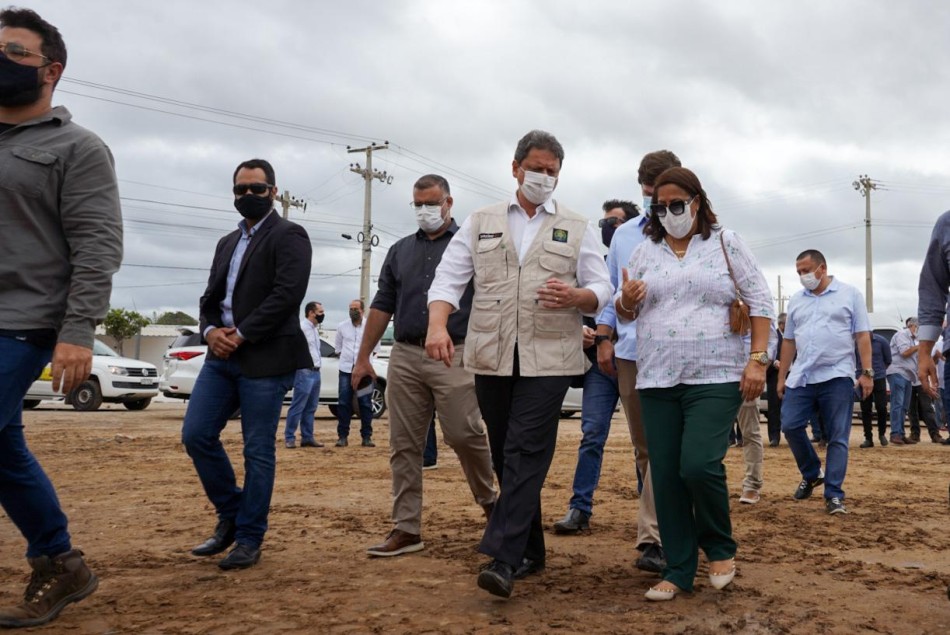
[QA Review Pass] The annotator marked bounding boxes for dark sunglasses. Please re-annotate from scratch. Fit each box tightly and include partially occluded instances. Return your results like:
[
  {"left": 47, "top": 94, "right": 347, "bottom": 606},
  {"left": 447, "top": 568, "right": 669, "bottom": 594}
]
[
  {"left": 650, "top": 196, "right": 695, "bottom": 218},
  {"left": 598, "top": 217, "right": 625, "bottom": 228},
  {"left": 232, "top": 182, "right": 273, "bottom": 196}
]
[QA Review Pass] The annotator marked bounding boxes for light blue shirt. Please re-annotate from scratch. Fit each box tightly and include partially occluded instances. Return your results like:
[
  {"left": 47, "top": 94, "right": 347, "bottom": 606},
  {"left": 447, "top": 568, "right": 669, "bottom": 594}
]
[
  {"left": 784, "top": 276, "right": 870, "bottom": 389},
  {"left": 596, "top": 214, "right": 649, "bottom": 360}
]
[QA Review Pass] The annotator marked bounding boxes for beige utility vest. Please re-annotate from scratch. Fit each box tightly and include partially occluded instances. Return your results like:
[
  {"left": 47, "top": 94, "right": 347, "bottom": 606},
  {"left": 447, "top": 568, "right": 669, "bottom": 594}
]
[{"left": 463, "top": 201, "right": 589, "bottom": 377}]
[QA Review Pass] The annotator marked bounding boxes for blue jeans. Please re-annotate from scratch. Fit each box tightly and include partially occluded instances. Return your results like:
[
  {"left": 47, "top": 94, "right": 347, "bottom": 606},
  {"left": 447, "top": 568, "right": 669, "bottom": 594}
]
[
  {"left": 423, "top": 416, "right": 438, "bottom": 465},
  {"left": 888, "top": 374, "right": 912, "bottom": 436},
  {"left": 336, "top": 371, "right": 373, "bottom": 440},
  {"left": 0, "top": 336, "right": 71, "bottom": 558},
  {"left": 181, "top": 358, "right": 294, "bottom": 549},
  {"left": 284, "top": 368, "right": 320, "bottom": 442},
  {"left": 781, "top": 377, "right": 854, "bottom": 500},
  {"left": 568, "top": 363, "right": 620, "bottom": 515}
]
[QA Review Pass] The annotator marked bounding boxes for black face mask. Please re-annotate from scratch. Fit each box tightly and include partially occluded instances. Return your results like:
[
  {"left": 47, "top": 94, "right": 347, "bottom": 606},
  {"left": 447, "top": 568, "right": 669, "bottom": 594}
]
[
  {"left": 0, "top": 54, "right": 43, "bottom": 108},
  {"left": 234, "top": 194, "right": 272, "bottom": 221},
  {"left": 315, "top": 314, "right": 325, "bottom": 324},
  {"left": 349, "top": 309, "right": 361, "bottom": 322},
  {"left": 601, "top": 223, "right": 618, "bottom": 248}
]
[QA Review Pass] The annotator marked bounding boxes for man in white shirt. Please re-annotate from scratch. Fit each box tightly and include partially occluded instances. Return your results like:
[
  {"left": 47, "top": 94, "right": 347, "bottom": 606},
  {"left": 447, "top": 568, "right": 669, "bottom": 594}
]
[
  {"left": 335, "top": 299, "right": 378, "bottom": 447},
  {"left": 284, "top": 302, "right": 325, "bottom": 448},
  {"left": 426, "top": 130, "right": 612, "bottom": 598}
]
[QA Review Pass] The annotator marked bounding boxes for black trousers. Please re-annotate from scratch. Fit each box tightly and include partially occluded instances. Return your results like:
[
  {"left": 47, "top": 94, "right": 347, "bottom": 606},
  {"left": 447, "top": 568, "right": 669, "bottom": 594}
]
[
  {"left": 474, "top": 369, "right": 571, "bottom": 567},
  {"left": 860, "top": 378, "right": 888, "bottom": 439},
  {"left": 766, "top": 368, "right": 781, "bottom": 444},
  {"left": 909, "top": 386, "right": 939, "bottom": 437}
]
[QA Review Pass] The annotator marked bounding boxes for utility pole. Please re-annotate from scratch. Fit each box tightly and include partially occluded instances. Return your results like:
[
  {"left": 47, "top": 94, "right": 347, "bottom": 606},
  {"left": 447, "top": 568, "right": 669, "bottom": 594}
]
[
  {"left": 348, "top": 141, "right": 392, "bottom": 307},
  {"left": 278, "top": 190, "right": 306, "bottom": 220},
  {"left": 777, "top": 275, "right": 783, "bottom": 315},
  {"left": 852, "top": 175, "right": 878, "bottom": 313}
]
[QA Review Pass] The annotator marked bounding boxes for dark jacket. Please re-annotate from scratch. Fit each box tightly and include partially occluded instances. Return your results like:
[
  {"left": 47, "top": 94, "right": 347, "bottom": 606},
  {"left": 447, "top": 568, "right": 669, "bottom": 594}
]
[{"left": 198, "top": 212, "right": 312, "bottom": 378}]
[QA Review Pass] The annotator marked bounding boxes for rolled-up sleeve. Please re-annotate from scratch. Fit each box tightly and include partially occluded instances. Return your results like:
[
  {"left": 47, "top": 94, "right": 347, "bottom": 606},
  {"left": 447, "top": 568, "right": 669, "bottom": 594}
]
[
  {"left": 918, "top": 211, "right": 950, "bottom": 342},
  {"left": 427, "top": 216, "right": 475, "bottom": 311},
  {"left": 58, "top": 140, "right": 123, "bottom": 347},
  {"left": 576, "top": 225, "right": 612, "bottom": 316}
]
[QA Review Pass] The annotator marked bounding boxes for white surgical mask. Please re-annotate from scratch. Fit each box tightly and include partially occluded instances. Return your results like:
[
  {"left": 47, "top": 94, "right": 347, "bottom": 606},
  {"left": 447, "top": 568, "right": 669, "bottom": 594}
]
[
  {"left": 800, "top": 271, "right": 821, "bottom": 291},
  {"left": 415, "top": 204, "right": 445, "bottom": 233},
  {"left": 520, "top": 170, "right": 557, "bottom": 204},
  {"left": 660, "top": 208, "right": 694, "bottom": 239}
]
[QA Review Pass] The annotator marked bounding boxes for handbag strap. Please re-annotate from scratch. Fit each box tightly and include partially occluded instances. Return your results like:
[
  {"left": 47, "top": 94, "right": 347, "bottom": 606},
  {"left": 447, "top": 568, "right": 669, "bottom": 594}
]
[{"left": 719, "top": 231, "right": 744, "bottom": 302}]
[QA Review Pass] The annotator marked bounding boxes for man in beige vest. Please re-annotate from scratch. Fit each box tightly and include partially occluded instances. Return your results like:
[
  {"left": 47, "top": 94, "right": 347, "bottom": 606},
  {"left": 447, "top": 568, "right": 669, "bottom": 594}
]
[{"left": 426, "top": 130, "right": 612, "bottom": 598}]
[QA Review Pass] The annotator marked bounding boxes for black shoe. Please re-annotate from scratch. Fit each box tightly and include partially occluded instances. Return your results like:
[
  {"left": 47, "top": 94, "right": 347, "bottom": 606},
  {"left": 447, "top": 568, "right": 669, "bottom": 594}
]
[
  {"left": 635, "top": 543, "right": 666, "bottom": 574},
  {"left": 825, "top": 497, "right": 848, "bottom": 515},
  {"left": 218, "top": 543, "right": 261, "bottom": 570},
  {"left": 768, "top": 440, "right": 779, "bottom": 447},
  {"left": 513, "top": 557, "right": 545, "bottom": 580},
  {"left": 335, "top": 437, "right": 348, "bottom": 447},
  {"left": 361, "top": 437, "right": 376, "bottom": 447},
  {"left": 859, "top": 439, "right": 873, "bottom": 448},
  {"left": 477, "top": 560, "right": 514, "bottom": 598},
  {"left": 879, "top": 434, "right": 889, "bottom": 447},
  {"left": 191, "top": 518, "right": 236, "bottom": 556},
  {"left": 793, "top": 471, "right": 824, "bottom": 500},
  {"left": 553, "top": 508, "right": 590, "bottom": 534}
]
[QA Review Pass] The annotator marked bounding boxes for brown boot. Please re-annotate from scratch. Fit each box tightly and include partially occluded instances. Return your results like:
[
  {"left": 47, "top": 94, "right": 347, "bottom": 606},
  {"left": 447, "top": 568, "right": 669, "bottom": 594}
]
[
  {"left": 931, "top": 431, "right": 944, "bottom": 443},
  {"left": 906, "top": 432, "right": 920, "bottom": 444},
  {"left": 0, "top": 550, "right": 98, "bottom": 628},
  {"left": 889, "top": 434, "right": 906, "bottom": 445}
]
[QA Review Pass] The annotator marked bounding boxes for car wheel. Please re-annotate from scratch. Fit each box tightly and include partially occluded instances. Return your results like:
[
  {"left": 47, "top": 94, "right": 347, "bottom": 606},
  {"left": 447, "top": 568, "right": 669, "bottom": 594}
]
[
  {"left": 22, "top": 399, "right": 41, "bottom": 410},
  {"left": 70, "top": 380, "right": 103, "bottom": 411},
  {"left": 371, "top": 381, "right": 387, "bottom": 419},
  {"left": 560, "top": 410, "right": 577, "bottom": 419},
  {"left": 123, "top": 398, "right": 151, "bottom": 411}
]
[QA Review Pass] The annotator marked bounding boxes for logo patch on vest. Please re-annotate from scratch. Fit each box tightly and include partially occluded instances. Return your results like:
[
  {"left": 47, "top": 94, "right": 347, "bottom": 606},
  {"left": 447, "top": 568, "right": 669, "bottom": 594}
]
[
  {"left": 478, "top": 232, "right": 503, "bottom": 240},
  {"left": 552, "top": 228, "right": 569, "bottom": 243}
]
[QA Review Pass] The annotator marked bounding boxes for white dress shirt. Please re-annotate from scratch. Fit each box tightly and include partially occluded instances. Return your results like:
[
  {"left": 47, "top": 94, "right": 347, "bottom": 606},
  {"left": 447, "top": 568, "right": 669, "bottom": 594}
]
[
  {"left": 334, "top": 318, "right": 378, "bottom": 373},
  {"left": 300, "top": 317, "right": 322, "bottom": 368},
  {"left": 428, "top": 193, "right": 613, "bottom": 316}
]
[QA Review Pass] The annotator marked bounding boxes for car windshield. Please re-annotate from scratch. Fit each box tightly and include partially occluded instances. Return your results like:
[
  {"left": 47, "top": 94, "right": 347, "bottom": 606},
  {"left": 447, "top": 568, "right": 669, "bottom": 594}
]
[
  {"left": 171, "top": 332, "right": 202, "bottom": 348},
  {"left": 93, "top": 340, "right": 120, "bottom": 357}
]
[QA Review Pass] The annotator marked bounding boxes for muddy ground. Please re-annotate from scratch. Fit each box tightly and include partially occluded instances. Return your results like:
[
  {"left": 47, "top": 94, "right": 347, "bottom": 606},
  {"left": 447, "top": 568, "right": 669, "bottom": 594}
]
[{"left": 1, "top": 401, "right": 949, "bottom": 634}]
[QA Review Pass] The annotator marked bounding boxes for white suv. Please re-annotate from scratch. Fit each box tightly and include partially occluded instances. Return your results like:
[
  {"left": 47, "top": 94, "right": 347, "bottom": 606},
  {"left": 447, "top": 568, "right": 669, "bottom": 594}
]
[{"left": 23, "top": 340, "right": 159, "bottom": 411}]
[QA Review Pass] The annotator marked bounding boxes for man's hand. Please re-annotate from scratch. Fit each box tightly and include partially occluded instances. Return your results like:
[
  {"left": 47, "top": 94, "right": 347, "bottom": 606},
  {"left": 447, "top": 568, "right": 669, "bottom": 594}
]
[
  {"left": 207, "top": 327, "right": 239, "bottom": 359},
  {"left": 919, "top": 354, "right": 940, "bottom": 399},
  {"left": 351, "top": 356, "right": 378, "bottom": 390},
  {"left": 582, "top": 326, "right": 595, "bottom": 349},
  {"left": 777, "top": 378, "right": 786, "bottom": 400},
  {"left": 739, "top": 361, "right": 766, "bottom": 402},
  {"left": 425, "top": 326, "right": 455, "bottom": 367},
  {"left": 857, "top": 375, "right": 873, "bottom": 400},
  {"left": 537, "top": 278, "right": 580, "bottom": 309},
  {"left": 51, "top": 342, "right": 92, "bottom": 394},
  {"left": 597, "top": 339, "right": 616, "bottom": 377}
]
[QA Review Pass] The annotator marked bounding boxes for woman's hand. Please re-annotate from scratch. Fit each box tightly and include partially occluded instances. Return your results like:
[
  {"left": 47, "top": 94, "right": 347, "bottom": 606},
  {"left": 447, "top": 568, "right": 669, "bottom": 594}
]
[
  {"left": 619, "top": 267, "right": 647, "bottom": 309},
  {"left": 739, "top": 361, "right": 767, "bottom": 402}
]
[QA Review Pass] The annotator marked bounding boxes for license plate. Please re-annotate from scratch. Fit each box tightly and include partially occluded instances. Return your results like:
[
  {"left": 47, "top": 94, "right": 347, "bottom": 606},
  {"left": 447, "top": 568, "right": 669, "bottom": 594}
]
[{"left": 141, "top": 378, "right": 155, "bottom": 386}]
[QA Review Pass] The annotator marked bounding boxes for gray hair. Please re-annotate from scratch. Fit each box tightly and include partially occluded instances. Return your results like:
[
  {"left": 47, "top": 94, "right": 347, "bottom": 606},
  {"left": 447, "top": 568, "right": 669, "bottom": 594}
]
[{"left": 514, "top": 130, "right": 564, "bottom": 165}]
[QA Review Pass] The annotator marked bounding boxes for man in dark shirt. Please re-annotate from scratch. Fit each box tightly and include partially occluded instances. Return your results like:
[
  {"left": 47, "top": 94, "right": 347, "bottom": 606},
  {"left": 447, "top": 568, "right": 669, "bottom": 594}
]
[
  {"left": 856, "top": 332, "right": 892, "bottom": 447},
  {"left": 352, "top": 174, "right": 496, "bottom": 557}
]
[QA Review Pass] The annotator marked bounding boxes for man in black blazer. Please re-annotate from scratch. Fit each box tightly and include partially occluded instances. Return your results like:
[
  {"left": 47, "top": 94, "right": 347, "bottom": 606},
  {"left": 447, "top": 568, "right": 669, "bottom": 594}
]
[{"left": 182, "top": 158, "right": 312, "bottom": 570}]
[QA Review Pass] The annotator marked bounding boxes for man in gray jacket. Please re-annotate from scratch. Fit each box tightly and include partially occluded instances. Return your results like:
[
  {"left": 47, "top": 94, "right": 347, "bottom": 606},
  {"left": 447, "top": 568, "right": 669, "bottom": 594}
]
[{"left": 0, "top": 8, "right": 122, "bottom": 628}]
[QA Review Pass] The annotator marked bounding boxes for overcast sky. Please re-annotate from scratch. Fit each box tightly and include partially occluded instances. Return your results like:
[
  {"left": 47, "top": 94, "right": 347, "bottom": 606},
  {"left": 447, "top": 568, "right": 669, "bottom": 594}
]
[{"left": 25, "top": 0, "right": 950, "bottom": 328}]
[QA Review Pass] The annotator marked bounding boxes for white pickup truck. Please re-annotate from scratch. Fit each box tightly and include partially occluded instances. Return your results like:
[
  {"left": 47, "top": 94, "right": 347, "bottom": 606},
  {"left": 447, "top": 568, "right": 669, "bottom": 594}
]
[{"left": 23, "top": 340, "right": 159, "bottom": 411}]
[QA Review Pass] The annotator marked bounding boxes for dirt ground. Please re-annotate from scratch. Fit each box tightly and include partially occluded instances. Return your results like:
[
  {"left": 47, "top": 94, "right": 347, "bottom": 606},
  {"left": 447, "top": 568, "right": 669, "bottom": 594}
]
[{"left": 2, "top": 401, "right": 950, "bottom": 634}]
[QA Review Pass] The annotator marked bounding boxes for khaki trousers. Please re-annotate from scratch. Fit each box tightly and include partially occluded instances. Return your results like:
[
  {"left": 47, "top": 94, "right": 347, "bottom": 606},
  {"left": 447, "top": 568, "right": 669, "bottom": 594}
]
[
  {"left": 387, "top": 342, "right": 496, "bottom": 535},
  {"left": 615, "top": 358, "right": 661, "bottom": 548},
  {"left": 735, "top": 400, "right": 764, "bottom": 492}
]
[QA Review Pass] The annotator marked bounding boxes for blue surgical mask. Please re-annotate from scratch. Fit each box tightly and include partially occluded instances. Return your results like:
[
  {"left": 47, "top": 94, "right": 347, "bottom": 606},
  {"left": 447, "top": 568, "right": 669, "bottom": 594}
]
[{"left": 643, "top": 196, "right": 652, "bottom": 215}]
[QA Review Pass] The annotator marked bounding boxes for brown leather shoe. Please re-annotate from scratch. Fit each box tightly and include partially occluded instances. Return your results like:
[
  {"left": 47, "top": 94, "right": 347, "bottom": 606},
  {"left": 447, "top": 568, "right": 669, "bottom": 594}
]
[
  {"left": 931, "top": 431, "right": 944, "bottom": 443},
  {"left": 0, "top": 550, "right": 98, "bottom": 628},
  {"left": 906, "top": 433, "right": 920, "bottom": 444},
  {"left": 889, "top": 434, "right": 905, "bottom": 445},
  {"left": 366, "top": 529, "right": 424, "bottom": 557}
]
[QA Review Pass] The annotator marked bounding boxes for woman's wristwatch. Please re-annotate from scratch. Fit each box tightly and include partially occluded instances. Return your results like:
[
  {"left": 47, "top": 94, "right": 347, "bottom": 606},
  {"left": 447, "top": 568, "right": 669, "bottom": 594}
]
[{"left": 749, "top": 351, "right": 770, "bottom": 366}]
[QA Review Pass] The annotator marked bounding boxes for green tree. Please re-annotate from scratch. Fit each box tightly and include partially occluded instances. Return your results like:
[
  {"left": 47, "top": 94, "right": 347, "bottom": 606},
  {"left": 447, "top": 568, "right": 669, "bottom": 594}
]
[
  {"left": 154, "top": 310, "right": 198, "bottom": 325},
  {"left": 103, "top": 308, "right": 150, "bottom": 356}
]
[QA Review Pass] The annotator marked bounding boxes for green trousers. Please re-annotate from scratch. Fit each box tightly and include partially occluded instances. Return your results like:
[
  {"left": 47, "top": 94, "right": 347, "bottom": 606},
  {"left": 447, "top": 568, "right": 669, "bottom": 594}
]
[{"left": 639, "top": 382, "right": 742, "bottom": 591}]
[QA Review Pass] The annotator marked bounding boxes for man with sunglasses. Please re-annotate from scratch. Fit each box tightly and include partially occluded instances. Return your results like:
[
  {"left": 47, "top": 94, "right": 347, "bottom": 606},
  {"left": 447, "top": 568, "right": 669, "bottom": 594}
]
[
  {"left": 352, "top": 174, "right": 496, "bottom": 558},
  {"left": 0, "top": 8, "right": 121, "bottom": 628},
  {"left": 182, "top": 158, "right": 312, "bottom": 570}
]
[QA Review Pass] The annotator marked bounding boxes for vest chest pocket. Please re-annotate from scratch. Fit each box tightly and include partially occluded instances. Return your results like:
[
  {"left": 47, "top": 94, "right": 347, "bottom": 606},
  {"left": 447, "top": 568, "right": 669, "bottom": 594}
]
[
  {"left": 538, "top": 240, "right": 576, "bottom": 276},
  {"left": 0, "top": 147, "right": 58, "bottom": 198},
  {"left": 474, "top": 237, "right": 508, "bottom": 284}
]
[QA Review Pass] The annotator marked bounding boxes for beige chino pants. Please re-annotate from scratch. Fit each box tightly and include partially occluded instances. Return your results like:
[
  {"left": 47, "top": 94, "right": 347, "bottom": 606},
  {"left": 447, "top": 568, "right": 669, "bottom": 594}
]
[
  {"left": 735, "top": 400, "right": 764, "bottom": 492},
  {"left": 387, "top": 342, "right": 496, "bottom": 535},
  {"left": 615, "top": 359, "right": 661, "bottom": 548}
]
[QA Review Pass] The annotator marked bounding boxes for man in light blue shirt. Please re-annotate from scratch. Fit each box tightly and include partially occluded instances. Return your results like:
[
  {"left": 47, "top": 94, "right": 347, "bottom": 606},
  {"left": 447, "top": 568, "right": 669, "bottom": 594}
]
[{"left": 777, "top": 250, "right": 873, "bottom": 516}]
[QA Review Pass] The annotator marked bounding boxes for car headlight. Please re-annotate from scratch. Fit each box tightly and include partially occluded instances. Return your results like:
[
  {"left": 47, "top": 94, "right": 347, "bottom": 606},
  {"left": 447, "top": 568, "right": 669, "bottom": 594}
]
[{"left": 108, "top": 366, "right": 130, "bottom": 375}]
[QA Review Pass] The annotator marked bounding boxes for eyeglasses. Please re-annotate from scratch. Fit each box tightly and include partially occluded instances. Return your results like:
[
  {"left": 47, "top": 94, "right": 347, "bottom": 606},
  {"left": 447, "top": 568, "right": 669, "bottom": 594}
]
[
  {"left": 232, "top": 183, "right": 273, "bottom": 196},
  {"left": 409, "top": 198, "right": 447, "bottom": 209},
  {"left": 650, "top": 196, "right": 696, "bottom": 218},
  {"left": 0, "top": 41, "right": 51, "bottom": 64},
  {"left": 598, "top": 217, "right": 625, "bottom": 228}
]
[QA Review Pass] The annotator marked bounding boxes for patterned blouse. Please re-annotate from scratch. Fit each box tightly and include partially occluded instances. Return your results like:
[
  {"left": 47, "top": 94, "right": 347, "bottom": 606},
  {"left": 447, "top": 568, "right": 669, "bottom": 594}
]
[{"left": 625, "top": 227, "right": 774, "bottom": 388}]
